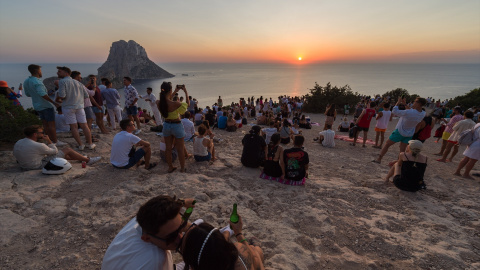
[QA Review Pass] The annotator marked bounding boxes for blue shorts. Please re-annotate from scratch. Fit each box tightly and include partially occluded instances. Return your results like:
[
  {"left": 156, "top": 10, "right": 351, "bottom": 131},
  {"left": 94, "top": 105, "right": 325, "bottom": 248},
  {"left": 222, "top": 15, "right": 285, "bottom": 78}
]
[
  {"left": 163, "top": 122, "right": 185, "bottom": 138},
  {"left": 37, "top": 108, "right": 55, "bottom": 122},
  {"left": 194, "top": 152, "right": 212, "bottom": 162},
  {"left": 126, "top": 106, "right": 138, "bottom": 116},
  {"left": 84, "top": 106, "right": 95, "bottom": 119},
  {"left": 92, "top": 106, "right": 103, "bottom": 114},
  {"left": 115, "top": 148, "right": 146, "bottom": 169},
  {"left": 389, "top": 129, "right": 412, "bottom": 144}
]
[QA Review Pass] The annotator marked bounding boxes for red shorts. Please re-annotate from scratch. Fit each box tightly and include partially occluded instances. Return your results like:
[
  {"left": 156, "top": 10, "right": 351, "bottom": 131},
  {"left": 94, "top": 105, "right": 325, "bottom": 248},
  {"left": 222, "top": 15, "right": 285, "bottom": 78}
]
[{"left": 447, "top": 140, "right": 458, "bottom": 144}]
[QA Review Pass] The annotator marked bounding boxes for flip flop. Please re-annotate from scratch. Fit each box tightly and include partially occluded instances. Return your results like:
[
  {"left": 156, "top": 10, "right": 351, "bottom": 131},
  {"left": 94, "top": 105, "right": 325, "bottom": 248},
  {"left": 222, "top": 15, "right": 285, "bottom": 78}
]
[
  {"left": 168, "top": 167, "right": 177, "bottom": 173},
  {"left": 146, "top": 163, "right": 157, "bottom": 170},
  {"left": 371, "top": 159, "right": 381, "bottom": 164},
  {"left": 436, "top": 159, "right": 446, "bottom": 162}
]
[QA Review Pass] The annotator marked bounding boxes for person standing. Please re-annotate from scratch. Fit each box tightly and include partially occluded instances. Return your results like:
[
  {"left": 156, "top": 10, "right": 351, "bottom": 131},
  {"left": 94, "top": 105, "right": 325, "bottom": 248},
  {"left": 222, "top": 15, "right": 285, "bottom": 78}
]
[
  {"left": 23, "top": 64, "right": 65, "bottom": 146},
  {"left": 454, "top": 122, "right": 480, "bottom": 179},
  {"left": 352, "top": 101, "right": 376, "bottom": 147},
  {"left": 140, "top": 87, "right": 163, "bottom": 126},
  {"left": 218, "top": 95, "right": 223, "bottom": 107},
  {"left": 87, "top": 75, "right": 108, "bottom": 134},
  {"left": 437, "top": 111, "right": 476, "bottom": 163},
  {"left": 434, "top": 106, "right": 463, "bottom": 157},
  {"left": 55, "top": 66, "right": 95, "bottom": 150},
  {"left": 71, "top": 71, "right": 102, "bottom": 137},
  {"left": 373, "top": 103, "right": 392, "bottom": 149},
  {"left": 373, "top": 97, "right": 426, "bottom": 164},
  {"left": 123, "top": 77, "right": 142, "bottom": 135},
  {"left": 101, "top": 80, "right": 123, "bottom": 130}
]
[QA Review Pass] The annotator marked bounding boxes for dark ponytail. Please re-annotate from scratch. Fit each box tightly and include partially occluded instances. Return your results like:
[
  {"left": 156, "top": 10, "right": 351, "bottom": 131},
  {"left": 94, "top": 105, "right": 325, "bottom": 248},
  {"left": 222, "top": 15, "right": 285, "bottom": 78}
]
[{"left": 159, "top": 82, "right": 172, "bottom": 118}]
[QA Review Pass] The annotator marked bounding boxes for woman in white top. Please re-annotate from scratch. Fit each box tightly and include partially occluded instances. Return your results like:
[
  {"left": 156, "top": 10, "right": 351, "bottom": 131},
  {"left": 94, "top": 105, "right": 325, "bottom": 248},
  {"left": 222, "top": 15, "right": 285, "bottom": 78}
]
[
  {"left": 193, "top": 124, "right": 215, "bottom": 162},
  {"left": 374, "top": 103, "right": 392, "bottom": 148},
  {"left": 454, "top": 122, "right": 480, "bottom": 179}
]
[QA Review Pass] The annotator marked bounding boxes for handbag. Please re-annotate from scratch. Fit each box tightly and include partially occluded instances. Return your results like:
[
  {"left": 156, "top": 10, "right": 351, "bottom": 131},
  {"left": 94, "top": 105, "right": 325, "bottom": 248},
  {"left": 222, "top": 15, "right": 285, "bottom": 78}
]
[{"left": 458, "top": 126, "right": 480, "bottom": 146}]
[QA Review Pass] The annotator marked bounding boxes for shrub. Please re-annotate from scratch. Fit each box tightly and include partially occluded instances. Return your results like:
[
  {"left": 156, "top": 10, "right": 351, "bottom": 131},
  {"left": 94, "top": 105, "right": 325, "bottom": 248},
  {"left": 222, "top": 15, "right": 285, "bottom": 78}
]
[
  {"left": 447, "top": 88, "right": 480, "bottom": 109},
  {"left": 381, "top": 88, "right": 421, "bottom": 103},
  {"left": 0, "top": 96, "right": 41, "bottom": 143},
  {"left": 303, "top": 82, "right": 361, "bottom": 113}
]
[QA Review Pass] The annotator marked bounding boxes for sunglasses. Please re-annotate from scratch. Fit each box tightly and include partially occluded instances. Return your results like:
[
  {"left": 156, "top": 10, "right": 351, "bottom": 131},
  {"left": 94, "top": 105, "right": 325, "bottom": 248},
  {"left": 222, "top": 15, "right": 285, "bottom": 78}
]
[
  {"left": 147, "top": 218, "right": 188, "bottom": 244},
  {"left": 175, "top": 222, "right": 198, "bottom": 255}
]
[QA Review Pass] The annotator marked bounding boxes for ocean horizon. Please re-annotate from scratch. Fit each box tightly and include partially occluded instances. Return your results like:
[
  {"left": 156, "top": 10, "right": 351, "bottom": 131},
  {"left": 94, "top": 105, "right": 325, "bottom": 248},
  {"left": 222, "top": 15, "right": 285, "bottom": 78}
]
[{"left": 1, "top": 62, "right": 479, "bottom": 111}]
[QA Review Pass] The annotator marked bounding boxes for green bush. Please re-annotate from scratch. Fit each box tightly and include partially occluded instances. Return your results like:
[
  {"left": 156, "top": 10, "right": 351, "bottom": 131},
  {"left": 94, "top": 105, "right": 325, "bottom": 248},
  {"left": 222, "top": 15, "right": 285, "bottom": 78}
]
[
  {"left": 303, "top": 82, "right": 361, "bottom": 113},
  {"left": 381, "top": 88, "right": 420, "bottom": 103},
  {"left": 447, "top": 88, "right": 480, "bottom": 109},
  {"left": 0, "top": 96, "right": 41, "bottom": 143}
]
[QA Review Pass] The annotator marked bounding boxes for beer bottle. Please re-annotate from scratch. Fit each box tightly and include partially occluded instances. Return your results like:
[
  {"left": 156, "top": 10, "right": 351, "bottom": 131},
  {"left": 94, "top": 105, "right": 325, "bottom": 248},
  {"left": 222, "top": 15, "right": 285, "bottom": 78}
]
[
  {"left": 182, "top": 200, "right": 196, "bottom": 221},
  {"left": 230, "top": 203, "right": 239, "bottom": 224}
]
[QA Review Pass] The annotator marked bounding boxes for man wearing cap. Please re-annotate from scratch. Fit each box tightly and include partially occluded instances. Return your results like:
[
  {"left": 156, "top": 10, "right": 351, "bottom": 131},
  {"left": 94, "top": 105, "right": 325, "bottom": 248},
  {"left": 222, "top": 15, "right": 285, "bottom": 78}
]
[
  {"left": 55, "top": 66, "right": 96, "bottom": 151},
  {"left": 23, "top": 64, "right": 66, "bottom": 146},
  {"left": 123, "top": 77, "right": 142, "bottom": 135}
]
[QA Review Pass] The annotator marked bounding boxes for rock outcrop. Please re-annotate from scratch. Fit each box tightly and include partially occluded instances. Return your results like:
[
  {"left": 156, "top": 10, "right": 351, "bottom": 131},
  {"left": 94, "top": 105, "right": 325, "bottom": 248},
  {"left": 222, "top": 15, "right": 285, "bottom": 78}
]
[{"left": 97, "top": 40, "right": 173, "bottom": 87}]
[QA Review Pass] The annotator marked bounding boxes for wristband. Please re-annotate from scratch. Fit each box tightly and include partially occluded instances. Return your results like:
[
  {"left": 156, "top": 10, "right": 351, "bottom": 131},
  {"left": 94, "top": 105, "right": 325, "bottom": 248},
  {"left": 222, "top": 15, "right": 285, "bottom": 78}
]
[
  {"left": 240, "top": 238, "right": 248, "bottom": 243},
  {"left": 235, "top": 233, "right": 243, "bottom": 237}
]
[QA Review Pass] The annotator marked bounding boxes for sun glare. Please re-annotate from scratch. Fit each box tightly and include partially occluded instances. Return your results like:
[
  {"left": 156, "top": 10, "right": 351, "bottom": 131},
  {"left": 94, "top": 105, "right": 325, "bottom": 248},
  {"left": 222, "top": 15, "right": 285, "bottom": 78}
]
[{"left": 298, "top": 57, "right": 302, "bottom": 61}]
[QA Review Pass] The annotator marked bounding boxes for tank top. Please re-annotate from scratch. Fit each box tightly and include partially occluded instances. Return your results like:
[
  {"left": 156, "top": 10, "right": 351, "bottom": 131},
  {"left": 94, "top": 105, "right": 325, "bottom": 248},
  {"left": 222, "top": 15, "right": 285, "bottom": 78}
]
[
  {"left": 357, "top": 108, "right": 376, "bottom": 128},
  {"left": 376, "top": 110, "right": 391, "bottom": 129},
  {"left": 193, "top": 137, "right": 208, "bottom": 156}
]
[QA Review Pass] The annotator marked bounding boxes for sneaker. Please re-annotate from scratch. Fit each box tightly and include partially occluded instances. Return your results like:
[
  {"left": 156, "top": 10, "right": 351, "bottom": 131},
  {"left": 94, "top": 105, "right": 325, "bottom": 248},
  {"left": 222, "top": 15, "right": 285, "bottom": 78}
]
[
  {"left": 55, "top": 140, "right": 68, "bottom": 147},
  {"left": 87, "top": 143, "right": 96, "bottom": 150},
  {"left": 134, "top": 129, "right": 141, "bottom": 135},
  {"left": 78, "top": 144, "right": 85, "bottom": 151},
  {"left": 87, "top": 156, "right": 101, "bottom": 165}
]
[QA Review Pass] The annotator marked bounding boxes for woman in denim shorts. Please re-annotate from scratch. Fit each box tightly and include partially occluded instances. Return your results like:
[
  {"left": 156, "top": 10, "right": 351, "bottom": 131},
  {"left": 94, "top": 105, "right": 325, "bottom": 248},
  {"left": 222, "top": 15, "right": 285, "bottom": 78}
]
[{"left": 159, "top": 82, "right": 190, "bottom": 173}]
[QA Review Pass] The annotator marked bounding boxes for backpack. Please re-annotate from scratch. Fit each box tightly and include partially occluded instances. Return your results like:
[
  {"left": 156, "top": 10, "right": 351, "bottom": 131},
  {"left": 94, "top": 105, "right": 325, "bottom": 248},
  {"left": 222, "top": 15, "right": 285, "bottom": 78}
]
[
  {"left": 417, "top": 123, "right": 432, "bottom": 141},
  {"left": 434, "top": 125, "right": 445, "bottom": 138},
  {"left": 349, "top": 126, "right": 357, "bottom": 138},
  {"left": 458, "top": 126, "right": 480, "bottom": 146}
]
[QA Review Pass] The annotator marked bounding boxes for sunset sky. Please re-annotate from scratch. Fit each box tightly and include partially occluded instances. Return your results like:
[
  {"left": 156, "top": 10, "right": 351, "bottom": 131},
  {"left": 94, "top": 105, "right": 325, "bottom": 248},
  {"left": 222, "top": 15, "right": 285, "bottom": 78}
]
[{"left": 0, "top": 0, "right": 479, "bottom": 64}]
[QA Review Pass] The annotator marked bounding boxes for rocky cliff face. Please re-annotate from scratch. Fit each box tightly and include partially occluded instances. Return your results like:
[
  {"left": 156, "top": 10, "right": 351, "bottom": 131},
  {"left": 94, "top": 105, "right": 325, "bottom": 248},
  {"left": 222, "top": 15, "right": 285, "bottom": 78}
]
[{"left": 97, "top": 40, "right": 173, "bottom": 86}]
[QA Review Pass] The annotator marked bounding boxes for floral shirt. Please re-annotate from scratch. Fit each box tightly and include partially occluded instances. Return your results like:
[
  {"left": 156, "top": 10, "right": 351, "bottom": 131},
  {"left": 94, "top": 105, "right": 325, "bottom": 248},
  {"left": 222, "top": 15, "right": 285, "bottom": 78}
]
[
  {"left": 7, "top": 91, "right": 22, "bottom": 106},
  {"left": 124, "top": 84, "right": 139, "bottom": 107}
]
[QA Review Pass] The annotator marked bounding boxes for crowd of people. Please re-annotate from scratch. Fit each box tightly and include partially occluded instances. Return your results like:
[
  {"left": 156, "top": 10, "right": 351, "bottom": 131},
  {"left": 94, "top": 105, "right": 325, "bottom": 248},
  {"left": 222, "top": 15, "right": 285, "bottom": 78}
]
[{"left": 4, "top": 64, "right": 480, "bottom": 269}]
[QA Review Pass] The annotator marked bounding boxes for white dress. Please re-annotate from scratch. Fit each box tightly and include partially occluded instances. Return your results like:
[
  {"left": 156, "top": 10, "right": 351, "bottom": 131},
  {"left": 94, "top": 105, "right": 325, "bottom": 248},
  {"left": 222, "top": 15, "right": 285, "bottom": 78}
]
[{"left": 463, "top": 123, "right": 480, "bottom": 160}]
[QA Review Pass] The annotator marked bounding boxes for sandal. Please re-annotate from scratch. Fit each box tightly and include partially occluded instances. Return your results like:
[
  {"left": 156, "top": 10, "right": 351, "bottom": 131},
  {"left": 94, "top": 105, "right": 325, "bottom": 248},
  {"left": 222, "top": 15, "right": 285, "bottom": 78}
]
[{"left": 146, "top": 163, "right": 157, "bottom": 170}]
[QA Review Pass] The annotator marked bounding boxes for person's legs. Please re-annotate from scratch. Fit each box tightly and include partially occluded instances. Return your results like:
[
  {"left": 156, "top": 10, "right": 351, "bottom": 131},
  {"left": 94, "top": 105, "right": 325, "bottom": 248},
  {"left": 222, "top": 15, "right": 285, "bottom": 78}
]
[
  {"left": 399, "top": 142, "right": 408, "bottom": 152},
  {"left": 454, "top": 157, "right": 469, "bottom": 176},
  {"left": 142, "top": 145, "right": 151, "bottom": 169},
  {"left": 78, "top": 122, "right": 93, "bottom": 145},
  {"left": 375, "top": 139, "right": 396, "bottom": 163},
  {"left": 175, "top": 137, "right": 186, "bottom": 172},
  {"left": 362, "top": 131, "right": 368, "bottom": 147},
  {"left": 114, "top": 106, "right": 123, "bottom": 128},
  {"left": 379, "top": 131, "right": 385, "bottom": 148},
  {"left": 152, "top": 106, "right": 163, "bottom": 126},
  {"left": 448, "top": 145, "right": 459, "bottom": 162},
  {"left": 133, "top": 115, "right": 141, "bottom": 130},
  {"left": 435, "top": 139, "right": 448, "bottom": 155},
  {"left": 46, "top": 120, "right": 57, "bottom": 143},
  {"left": 62, "top": 147, "right": 88, "bottom": 162},
  {"left": 353, "top": 128, "right": 360, "bottom": 145},
  {"left": 165, "top": 135, "right": 176, "bottom": 172},
  {"left": 107, "top": 108, "right": 116, "bottom": 129},
  {"left": 439, "top": 142, "right": 454, "bottom": 162},
  {"left": 463, "top": 158, "right": 478, "bottom": 179},
  {"left": 70, "top": 124, "right": 83, "bottom": 146},
  {"left": 95, "top": 110, "right": 108, "bottom": 133},
  {"left": 375, "top": 131, "right": 380, "bottom": 147},
  {"left": 210, "top": 140, "right": 216, "bottom": 160},
  {"left": 385, "top": 161, "right": 399, "bottom": 181}
]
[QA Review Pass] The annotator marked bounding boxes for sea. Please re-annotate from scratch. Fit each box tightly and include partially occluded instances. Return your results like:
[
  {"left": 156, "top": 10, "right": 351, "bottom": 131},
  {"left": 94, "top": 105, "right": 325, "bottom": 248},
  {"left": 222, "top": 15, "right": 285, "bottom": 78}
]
[{"left": 1, "top": 62, "right": 479, "bottom": 112}]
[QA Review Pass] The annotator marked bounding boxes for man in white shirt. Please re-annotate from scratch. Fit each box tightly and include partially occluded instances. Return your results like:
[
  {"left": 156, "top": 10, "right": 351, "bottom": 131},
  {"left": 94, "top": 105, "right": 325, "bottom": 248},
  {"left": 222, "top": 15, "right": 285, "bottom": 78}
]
[
  {"left": 140, "top": 87, "right": 163, "bottom": 126},
  {"left": 13, "top": 125, "right": 100, "bottom": 170},
  {"left": 261, "top": 121, "right": 278, "bottom": 144},
  {"left": 55, "top": 66, "right": 95, "bottom": 151},
  {"left": 373, "top": 97, "right": 426, "bottom": 163},
  {"left": 318, "top": 124, "right": 335, "bottom": 147},
  {"left": 110, "top": 119, "right": 155, "bottom": 170},
  {"left": 55, "top": 107, "right": 70, "bottom": 133},
  {"left": 181, "top": 111, "right": 195, "bottom": 141},
  {"left": 102, "top": 195, "right": 196, "bottom": 270}
]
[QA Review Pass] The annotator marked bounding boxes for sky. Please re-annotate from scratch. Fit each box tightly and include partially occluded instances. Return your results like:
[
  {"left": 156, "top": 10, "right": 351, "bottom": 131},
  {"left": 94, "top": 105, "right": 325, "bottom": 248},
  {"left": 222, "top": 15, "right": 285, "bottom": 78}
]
[{"left": 0, "top": 0, "right": 479, "bottom": 64}]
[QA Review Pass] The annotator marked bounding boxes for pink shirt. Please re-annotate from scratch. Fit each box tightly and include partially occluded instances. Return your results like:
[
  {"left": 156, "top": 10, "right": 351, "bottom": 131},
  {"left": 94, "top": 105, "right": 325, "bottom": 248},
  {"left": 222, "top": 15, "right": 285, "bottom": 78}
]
[{"left": 445, "top": 114, "right": 463, "bottom": 133}]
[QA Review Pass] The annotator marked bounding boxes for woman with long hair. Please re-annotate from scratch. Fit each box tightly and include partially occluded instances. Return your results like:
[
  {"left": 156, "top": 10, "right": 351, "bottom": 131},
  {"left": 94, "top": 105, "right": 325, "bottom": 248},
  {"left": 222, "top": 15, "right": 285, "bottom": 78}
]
[
  {"left": 262, "top": 133, "right": 283, "bottom": 177},
  {"left": 384, "top": 140, "right": 427, "bottom": 192},
  {"left": 158, "top": 82, "right": 189, "bottom": 173},
  {"left": 324, "top": 103, "right": 337, "bottom": 130},
  {"left": 279, "top": 118, "right": 293, "bottom": 144},
  {"left": 226, "top": 113, "right": 237, "bottom": 132}
]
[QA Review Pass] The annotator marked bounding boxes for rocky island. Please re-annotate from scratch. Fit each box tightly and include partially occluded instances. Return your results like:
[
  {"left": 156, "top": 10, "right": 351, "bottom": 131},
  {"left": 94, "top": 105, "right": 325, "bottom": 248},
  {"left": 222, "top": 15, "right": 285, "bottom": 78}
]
[{"left": 98, "top": 40, "right": 173, "bottom": 87}]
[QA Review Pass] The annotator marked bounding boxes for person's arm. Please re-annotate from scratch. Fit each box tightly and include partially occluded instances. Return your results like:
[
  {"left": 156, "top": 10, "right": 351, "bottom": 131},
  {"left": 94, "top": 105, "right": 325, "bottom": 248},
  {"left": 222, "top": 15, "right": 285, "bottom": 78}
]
[
  {"left": 41, "top": 135, "right": 59, "bottom": 155},
  {"left": 136, "top": 140, "right": 150, "bottom": 148},
  {"left": 414, "top": 120, "right": 426, "bottom": 133},
  {"left": 376, "top": 111, "right": 383, "bottom": 120},
  {"left": 357, "top": 109, "right": 366, "bottom": 123},
  {"left": 280, "top": 151, "right": 285, "bottom": 179},
  {"left": 89, "top": 96, "right": 101, "bottom": 108},
  {"left": 182, "top": 86, "right": 190, "bottom": 106}
]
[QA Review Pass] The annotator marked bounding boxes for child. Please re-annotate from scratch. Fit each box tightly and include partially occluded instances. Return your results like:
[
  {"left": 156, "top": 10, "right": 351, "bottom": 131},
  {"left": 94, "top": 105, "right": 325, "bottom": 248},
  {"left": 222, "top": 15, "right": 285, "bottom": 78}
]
[{"left": 374, "top": 103, "right": 392, "bottom": 148}]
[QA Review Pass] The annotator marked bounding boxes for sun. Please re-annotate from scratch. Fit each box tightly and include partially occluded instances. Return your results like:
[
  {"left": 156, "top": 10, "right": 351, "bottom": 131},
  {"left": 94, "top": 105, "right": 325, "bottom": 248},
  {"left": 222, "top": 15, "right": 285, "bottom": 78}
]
[{"left": 298, "top": 57, "right": 302, "bottom": 61}]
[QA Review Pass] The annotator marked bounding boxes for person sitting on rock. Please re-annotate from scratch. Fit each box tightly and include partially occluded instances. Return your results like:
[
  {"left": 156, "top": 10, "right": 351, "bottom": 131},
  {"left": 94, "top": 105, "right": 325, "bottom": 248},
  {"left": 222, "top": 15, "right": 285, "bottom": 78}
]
[
  {"left": 13, "top": 125, "right": 101, "bottom": 170},
  {"left": 102, "top": 195, "right": 196, "bottom": 270},
  {"left": 110, "top": 119, "right": 156, "bottom": 170},
  {"left": 241, "top": 125, "right": 267, "bottom": 168},
  {"left": 193, "top": 124, "right": 215, "bottom": 162}
]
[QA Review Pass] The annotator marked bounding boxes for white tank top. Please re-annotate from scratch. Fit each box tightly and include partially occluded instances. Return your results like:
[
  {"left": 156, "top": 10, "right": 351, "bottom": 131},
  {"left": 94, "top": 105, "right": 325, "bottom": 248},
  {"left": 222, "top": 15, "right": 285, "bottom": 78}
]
[
  {"left": 376, "top": 110, "right": 391, "bottom": 129},
  {"left": 193, "top": 137, "right": 208, "bottom": 156}
]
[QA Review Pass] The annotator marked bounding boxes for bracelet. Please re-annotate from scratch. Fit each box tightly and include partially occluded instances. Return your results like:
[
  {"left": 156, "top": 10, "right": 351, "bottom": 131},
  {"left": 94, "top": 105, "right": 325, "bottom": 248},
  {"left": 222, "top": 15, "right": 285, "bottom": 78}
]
[
  {"left": 240, "top": 238, "right": 248, "bottom": 243},
  {"left": 235, "top": 233, "right": 243, "bottom": 237}
]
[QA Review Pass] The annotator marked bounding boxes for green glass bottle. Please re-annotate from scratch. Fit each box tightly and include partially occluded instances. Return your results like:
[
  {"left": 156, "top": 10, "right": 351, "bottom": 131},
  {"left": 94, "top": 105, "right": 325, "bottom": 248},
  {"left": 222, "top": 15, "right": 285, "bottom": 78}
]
[
  {"left": 230, "top": 203, "right": 239, "bottom": 224},
  {"left": 182, "top": 200, "right": 196, "bottom": 221}
]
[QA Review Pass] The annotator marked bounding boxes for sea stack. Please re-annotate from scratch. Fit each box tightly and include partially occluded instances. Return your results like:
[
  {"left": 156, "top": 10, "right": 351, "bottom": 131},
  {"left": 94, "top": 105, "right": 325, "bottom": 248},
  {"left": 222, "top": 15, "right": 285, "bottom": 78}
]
[{"left": 97, "top": 40, "right": 173, "bottom": 86}]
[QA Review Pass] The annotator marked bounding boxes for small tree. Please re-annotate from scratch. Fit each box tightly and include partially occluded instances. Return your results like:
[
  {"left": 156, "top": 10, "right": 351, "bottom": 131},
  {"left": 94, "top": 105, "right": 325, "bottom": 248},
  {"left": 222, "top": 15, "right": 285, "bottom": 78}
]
[
  {"left": 0, "top": 96, "right": 41, "bottom": 143},
  {"left": 447, "top": 88, "right": 480, "bottom": 109},
  {"left": 303, "top": 82, "right": 361, "bottom": 113}
]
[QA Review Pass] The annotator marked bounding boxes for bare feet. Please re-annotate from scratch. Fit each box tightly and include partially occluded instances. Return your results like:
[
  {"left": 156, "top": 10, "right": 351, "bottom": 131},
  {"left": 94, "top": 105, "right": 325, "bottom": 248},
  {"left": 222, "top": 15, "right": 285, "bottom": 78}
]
[
  {"left": 446, "top": 159, "right": 452, "bottom": 162},
  {"left": 462, "top": 174, "right": 475, "bottom": 180},
  {"left": 453, "top": 172, "right": 461, "bottom": 176},
  {"left": 180, "top": 168, "right": 187, "bottom": 173},
  {"left": 436, "top": 158, "right": 446, "bottom": 162},
  {"left": 433, "top": 153, "right": 443, "bottom": 156},
  {"left": 168, "top": 167, "right": 177, "bottom": 173}
]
